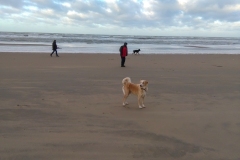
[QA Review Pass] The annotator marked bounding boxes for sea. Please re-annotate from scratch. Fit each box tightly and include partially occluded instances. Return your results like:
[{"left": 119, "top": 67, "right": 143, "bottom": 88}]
[{"left": 0, "top": 32, "right": 240, "bottom": 54}]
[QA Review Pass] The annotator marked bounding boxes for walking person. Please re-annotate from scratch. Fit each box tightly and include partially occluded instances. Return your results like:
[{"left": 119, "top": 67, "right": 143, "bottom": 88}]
[
  {"left": 50, "top": 40, "right": 59, "bottom": 57},
  {"left": 119, "top": 42, "right": 128, "bottom": 67}
]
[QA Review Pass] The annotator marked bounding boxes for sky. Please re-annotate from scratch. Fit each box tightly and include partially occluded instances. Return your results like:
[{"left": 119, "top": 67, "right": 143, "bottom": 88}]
[{"left": 0, "top": 0, "right": 240, "bottom": 37}]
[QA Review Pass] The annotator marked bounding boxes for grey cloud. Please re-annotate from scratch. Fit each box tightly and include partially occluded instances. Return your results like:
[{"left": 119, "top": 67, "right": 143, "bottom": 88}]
[
  {"left": 27, "top": 0, "right": 66, "bottom": 12},
  {"left": 0, "top": 0, "right": 24, "bottom": 8},
  {"left": 182, "top": 0, "right": 240, "bottom": 22},
  {"left": 0, "top": 0, "right": 239, "bottom": 33},
  {"left": 66, "top": 0, "right": 181, "bottom": 28}
]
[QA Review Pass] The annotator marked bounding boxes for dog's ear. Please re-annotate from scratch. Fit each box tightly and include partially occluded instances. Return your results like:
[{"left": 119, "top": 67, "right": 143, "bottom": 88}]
[{"left": 145, "top": 81, "right": 148, "bottom": 85}]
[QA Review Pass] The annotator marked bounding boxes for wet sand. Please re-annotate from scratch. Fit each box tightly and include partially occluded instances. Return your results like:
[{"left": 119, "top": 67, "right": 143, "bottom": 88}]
[{"left": 0, "top": 53, "right": 240, "bottom": 160}]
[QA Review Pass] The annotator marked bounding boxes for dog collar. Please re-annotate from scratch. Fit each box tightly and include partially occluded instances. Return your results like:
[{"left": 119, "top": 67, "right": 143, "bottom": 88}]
[{"left": 141, "top": 87, "right": 147, "bottom": 91}]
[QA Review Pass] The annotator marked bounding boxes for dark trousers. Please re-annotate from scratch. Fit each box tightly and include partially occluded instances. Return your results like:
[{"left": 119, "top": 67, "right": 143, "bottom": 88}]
[
  {"left": 51, "top": 50, "right": 59, "bottom": 56},
  {"left": 121, "top": 57, "right": 126, "bottom": 66}
]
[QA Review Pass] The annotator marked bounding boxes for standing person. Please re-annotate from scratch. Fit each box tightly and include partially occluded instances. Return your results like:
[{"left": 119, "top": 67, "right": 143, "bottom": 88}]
[
  {"left": 50, "top": 40, "right": 59, "bottom": 57},
  {"left": 119, "top": 42, "right": 128, "bottom": 67}
]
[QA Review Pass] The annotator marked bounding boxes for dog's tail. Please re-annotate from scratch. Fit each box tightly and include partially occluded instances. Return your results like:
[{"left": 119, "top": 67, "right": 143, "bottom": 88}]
[{"left": 122, "top": 77, "right": 131, "bottom": 85}]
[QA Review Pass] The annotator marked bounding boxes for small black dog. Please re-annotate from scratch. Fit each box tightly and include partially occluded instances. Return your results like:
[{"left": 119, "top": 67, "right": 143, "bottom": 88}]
[{"left": 133, "top": 49, "right": 141, "bottom": 55}]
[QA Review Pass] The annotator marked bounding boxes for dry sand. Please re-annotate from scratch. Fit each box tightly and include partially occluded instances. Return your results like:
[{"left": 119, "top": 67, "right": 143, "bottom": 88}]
[{"left": 0, "top": 53, "right": 240, "bottom": 160}]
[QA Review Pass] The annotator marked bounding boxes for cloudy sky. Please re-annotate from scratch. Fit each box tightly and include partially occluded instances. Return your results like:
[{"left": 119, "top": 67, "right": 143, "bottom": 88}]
[{"left": 0, "top": 0, "right": 240, "bottom": 36}]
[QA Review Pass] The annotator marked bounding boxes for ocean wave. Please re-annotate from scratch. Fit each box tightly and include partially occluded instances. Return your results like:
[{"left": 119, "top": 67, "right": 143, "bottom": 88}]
[{"left": 0, "top": 32, "right": 239, "bottom": 54}]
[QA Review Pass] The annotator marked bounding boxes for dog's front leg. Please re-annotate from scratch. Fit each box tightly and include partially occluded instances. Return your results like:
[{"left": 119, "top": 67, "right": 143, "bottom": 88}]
[
  {"left": 138, "top": 96, "right": 143, "bottom": 109},
  {"left": 142, "top": 96, "right": 145, "bottom": 108}
]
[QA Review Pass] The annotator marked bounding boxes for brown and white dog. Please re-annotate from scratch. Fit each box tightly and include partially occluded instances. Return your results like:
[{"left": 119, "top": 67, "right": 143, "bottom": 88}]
[{"left": 122, "top": 77, "right": 148, "bottom": 109}]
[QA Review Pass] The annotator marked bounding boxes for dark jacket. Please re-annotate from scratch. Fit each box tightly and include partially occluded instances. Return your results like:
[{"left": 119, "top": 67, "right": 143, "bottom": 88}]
[
  {"left": 52, "top": 41, "right": 57, "bottom": 50},
  {"left": 119, "top": 45, "right": 128, "bottom": 57}
]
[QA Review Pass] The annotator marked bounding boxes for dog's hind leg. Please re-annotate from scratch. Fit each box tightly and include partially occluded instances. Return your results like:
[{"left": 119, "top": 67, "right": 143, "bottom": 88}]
[
  {"left": 123, "top": 94, "right": 129, "bottom": 106},
  {"left": 122, "top": 88, "right": 129, "bottom": 106},
  {"left": 122, "top": 86, "right": 125, "bottom": 95}
]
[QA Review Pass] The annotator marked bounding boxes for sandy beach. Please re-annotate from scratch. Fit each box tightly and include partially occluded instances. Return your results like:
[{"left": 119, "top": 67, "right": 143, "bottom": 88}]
[{"left": 0, "top": 53, "right": 240, "bottom": 160}]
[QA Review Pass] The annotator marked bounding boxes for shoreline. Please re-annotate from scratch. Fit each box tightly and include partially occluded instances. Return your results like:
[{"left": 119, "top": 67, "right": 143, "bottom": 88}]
[
  {"left": 1, "top": 53, "right": 240, "bottom": 159},
  {"left": 0, "top": 43, "right": 50, "bottom": 46},
  {"left": 1, "top": 32, "right": 240, "bottom": 55},
  {"left": 0, "top": 52, "right": 239, "bottom": 55}
]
